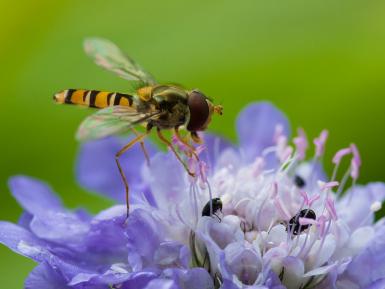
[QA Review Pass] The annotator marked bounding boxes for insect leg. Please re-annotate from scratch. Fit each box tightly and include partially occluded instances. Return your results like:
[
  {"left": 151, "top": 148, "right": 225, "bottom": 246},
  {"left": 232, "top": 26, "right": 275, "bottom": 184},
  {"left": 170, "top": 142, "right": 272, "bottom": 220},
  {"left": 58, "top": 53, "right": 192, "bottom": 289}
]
[
  {"left": 130, "top": 127, "right": 150, "bottom": 165},
  {"left": 190, "top": 131, "right": 203, "bottom": 144},
  {"left": 213, "top": 213, "right": 222, "bottom": 223},
  {"left": 156, "top": 128, "right": 195, "bottom": 177},
  {"left": 116, "top": 129, "right": 151, "bottom": 218},
  {"left": 174, "top": 127, "right": 199, "bottom": 161}
]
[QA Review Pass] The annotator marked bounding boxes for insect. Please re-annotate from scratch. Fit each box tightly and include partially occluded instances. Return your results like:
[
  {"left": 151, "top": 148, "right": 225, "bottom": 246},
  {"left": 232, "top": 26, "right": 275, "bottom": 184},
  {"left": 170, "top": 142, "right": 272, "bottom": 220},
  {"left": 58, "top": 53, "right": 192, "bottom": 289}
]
[
  {"left": 54, "top": 38, "right": 223, "bottom": 216},
  {"left": 201, "top": 198, "right": 223, "bottom": 221},
  {"left": 287, "top": 208, "right": 316, "bottom": 235},
  {"left": 189, "top": 197, "right": 223, "bottom": 278}
]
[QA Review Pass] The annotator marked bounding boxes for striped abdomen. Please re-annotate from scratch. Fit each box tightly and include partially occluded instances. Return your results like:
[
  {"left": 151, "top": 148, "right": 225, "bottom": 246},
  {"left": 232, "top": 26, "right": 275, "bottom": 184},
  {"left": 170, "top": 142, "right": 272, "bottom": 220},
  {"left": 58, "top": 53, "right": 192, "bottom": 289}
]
[{"left": 54, "top": 89, "right": 134, "bottom": 108}]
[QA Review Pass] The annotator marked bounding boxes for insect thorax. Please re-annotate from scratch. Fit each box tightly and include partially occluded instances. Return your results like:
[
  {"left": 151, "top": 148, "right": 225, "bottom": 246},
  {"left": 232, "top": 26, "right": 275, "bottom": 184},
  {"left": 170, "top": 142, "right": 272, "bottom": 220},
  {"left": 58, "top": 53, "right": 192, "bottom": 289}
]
[{"left": 150, "top": 85, "right": 190, "bottom": 129}]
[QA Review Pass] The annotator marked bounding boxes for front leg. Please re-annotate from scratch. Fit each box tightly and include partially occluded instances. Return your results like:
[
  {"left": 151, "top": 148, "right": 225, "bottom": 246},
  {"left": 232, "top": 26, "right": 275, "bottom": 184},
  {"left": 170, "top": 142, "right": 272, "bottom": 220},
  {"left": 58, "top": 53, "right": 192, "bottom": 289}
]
[
  {"left": 190, "top": 131, "right": 203, "bottom": 144},
  {"left": 157, "top": 128, "right": 195, "bottom": 177},
  {"left": 174, "top": 127, "right": 199, "bottom": 161}
]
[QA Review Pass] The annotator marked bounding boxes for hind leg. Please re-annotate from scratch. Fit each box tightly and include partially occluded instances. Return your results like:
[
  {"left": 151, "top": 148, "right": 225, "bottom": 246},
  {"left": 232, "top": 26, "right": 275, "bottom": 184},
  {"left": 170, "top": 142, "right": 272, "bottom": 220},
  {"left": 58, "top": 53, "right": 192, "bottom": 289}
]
[{"left": 115, "top": 129, "right": 151, "bottom": 218}]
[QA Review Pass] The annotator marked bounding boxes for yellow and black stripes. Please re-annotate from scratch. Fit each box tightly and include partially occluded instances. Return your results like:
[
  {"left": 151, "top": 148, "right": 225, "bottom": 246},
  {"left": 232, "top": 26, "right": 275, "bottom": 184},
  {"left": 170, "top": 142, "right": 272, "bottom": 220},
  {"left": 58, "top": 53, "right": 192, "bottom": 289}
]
[{"left": 54, "top": 89, "right": 134, "bottom": 108}]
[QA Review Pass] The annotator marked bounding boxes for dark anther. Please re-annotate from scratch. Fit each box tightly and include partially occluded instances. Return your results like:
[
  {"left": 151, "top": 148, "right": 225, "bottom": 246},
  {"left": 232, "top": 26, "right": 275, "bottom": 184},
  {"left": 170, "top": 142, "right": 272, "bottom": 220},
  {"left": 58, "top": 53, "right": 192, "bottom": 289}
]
[
  {"left": 294, "top": 175, "right": 306, "bottom": 188},
  {"left": 202, "top": 198, "right": 223, "bottom": 218},
  {"left": 287, "top": 209, "right": 316, "bottom": 235}
]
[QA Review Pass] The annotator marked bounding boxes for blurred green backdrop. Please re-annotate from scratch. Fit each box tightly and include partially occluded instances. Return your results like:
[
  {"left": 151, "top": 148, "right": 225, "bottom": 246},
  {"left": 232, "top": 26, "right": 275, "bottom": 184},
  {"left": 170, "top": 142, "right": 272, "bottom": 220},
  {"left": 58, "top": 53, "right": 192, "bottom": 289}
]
[{"left": 1, "top": 0, "right": 385, "bottom": 287}]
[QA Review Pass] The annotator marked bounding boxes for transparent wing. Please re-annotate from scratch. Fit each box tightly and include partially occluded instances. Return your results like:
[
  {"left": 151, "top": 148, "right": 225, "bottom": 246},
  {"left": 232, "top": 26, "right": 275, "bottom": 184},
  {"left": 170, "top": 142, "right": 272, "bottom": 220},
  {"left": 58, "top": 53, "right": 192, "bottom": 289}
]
[
  {"left": 84, "top": 37, "right": 156, "bottom": 86},
  {"left": 76, "top": 106, "right": 161, "bottom": 142}
]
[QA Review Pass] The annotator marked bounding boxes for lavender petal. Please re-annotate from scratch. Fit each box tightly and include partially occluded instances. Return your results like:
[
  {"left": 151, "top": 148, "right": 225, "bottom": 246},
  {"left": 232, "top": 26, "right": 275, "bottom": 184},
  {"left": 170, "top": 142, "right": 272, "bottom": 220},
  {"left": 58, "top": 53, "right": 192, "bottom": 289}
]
[
  {"left": 77, "top": 136, "right": 156, "bottom": 203},
  {"left": 236, "top": 102, "right": 290, "bottom": 162}
]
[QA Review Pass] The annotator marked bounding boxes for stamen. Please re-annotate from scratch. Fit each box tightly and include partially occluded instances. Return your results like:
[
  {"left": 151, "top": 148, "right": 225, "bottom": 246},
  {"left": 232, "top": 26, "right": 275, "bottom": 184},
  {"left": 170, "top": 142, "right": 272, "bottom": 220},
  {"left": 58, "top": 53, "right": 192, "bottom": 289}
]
[
  {"left": 175, "top": 200, "right": 191, "bottom": 228},
  {"left": 279, "top": 155, "right": 296, "bottom": 173},
  {"left": 274, "top": 196, "right": 291, "bottom": 221},
  {"left": 311, "top": 218, "right": 332, "bottom": 263},
  {"left": 252, "top": 157, "right": 265, "bottom": 177},
  {"left": 273, "top": 124, "right": 285, "bottom": 143},
  {"left": 234, "top": 197, "right": 253, "bottom": 212},
  {"left": 276, "top": 135, "right": 293, "bottom": 163},
  {"left": 308, "top": 194, "right": 320, "bottom": 207},
  {"left": 189, "top": 183, "right": 199, "bottom": 226},
  {"left": 336, "top": 167, "right": 351, "bottom": 198},
  {"left": 198, "top": 161, "right": 209, "bottom": 189},
  {"left": 299, "top": 191, "right": 321, "bottom": 209},
  {"left": 332, "top": 147, "right": 352, "bottom": 165},
  {"left": 350, "top": 144, "right": 361, "bottom": 181},
  {"left": 300, "top": 190, "right": 309, "bottom": 205},
  {"left": 271, "top": 182, "right": 279, "bottom": 198},
  {"left": 359, "top": 201, "right": 382, "bottom": 227},
  {"left": 331, "top": 147, "right": 352, "bottom": 181},
  {"left": 295, "top": 225, "right": 311, "bottom": 257},
  {"left": 325, "top": 196, "right": 337, "bottom": 221},
  {"left": 313, "top": 130, "right": 329, "bottom": 158},
  {"left": 317, "top": 215, "right": 327, "bottom": 237},
  {"left": 207, "top": 182, "right": 214, "bottom": 216},
  {"left": 293, "top": 128, "right": 308, "bottom": 161},
  {"left": 370, "top": 201, "right": 382, "bottom": 212},
  {"left": 299, "top": 217, "right": 318, "bottom": 226},
  {"left": 350, "top": 143, "right": 361, "bottom": 167},
  {"left": 318, "top": 181, "right": 339, "bottom": 192},
  {"left": 262, "top": 146, "right": 277, "bottom": 157},
  {"left": 301, "top": 216, "right": 331, "bottom": 260},
  {"left": 350, "top": 161, "right": 359, "bottom": 181}
]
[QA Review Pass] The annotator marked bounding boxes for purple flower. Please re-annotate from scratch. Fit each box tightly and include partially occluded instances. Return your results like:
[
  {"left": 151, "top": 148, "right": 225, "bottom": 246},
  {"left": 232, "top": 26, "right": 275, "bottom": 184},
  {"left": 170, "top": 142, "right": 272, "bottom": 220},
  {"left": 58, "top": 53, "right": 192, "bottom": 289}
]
[{"left": 1, "top": 101, "right": 385, "bottom": 289}]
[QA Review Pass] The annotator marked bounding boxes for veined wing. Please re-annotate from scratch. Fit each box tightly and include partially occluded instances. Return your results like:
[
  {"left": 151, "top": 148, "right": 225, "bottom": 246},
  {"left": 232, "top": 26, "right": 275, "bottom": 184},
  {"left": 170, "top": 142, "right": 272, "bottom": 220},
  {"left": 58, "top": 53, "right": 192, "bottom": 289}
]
[
  {"left": 76, "top": 106, "right": 161, "bottom": 142},
  {"left": 84, "top": 37, "right": 156, "bottom": 88}
]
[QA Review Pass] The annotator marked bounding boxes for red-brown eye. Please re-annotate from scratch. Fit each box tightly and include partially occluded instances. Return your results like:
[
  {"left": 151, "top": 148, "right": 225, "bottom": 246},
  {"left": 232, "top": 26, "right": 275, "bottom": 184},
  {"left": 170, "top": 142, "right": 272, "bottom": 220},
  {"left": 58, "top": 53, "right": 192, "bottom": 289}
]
[{"left": 187, "top": 91, "right": 210, "bottom": 131}]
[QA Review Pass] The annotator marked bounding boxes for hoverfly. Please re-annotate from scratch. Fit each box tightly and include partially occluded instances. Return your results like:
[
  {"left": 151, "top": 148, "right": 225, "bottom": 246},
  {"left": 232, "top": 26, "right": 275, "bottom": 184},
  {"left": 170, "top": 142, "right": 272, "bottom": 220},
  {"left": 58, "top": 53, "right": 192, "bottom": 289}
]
[{"left": 54, "top": 38, "right": 223, "bottom": 216}]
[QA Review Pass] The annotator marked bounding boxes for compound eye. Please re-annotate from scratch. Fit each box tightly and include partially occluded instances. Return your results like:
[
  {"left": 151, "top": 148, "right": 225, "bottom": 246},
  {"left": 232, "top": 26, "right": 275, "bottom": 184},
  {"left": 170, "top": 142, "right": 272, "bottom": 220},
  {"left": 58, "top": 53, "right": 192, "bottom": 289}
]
[{"left": 187, "top": 91, "right": 210, "bottom": 131}]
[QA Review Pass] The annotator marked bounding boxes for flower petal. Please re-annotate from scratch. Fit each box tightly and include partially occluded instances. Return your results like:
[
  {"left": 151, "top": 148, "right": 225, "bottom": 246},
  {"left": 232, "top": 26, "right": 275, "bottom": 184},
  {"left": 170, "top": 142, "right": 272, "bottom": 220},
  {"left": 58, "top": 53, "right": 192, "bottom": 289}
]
[
  {"left": 363, "top": 278, "right": 385, "bottom": 289},
  {"left": 236, "top": 102, "right": 290, "bottom": 162},
  {"left": 264, "top": 270, "right": 286, "bottom": 289},
  {"left": 69, "top": 268, "right": 156, "bottom": 288},
  {"left": 0, "top": 221, "right": 50, "bottom": 262},
  {"left": 142, "top": 153, "right": 188, "bottom": 209},
  {"left": 224, "top": 242, "right": 262, "bottom": 285},
  {"left": 154, "top": 242, "right": 190, "bottom": 269},
  {"left": 144, "top": 279, "right": 179, "bottom": 289},
  {"left": 338, "top": 182, "right": 385, "bottom": 230},
  {"left": 8, "top": 176, "right": 63, "bottom": 217},
  {"left": 30, "top": 211, "right": 89, "bottom": 245},
  {"left": 281, "top": 256, "right": 304, "bottom": 289},
  {"left": 201, "top": 134, "right": 235, "bottom": 170},
  {"left": 77, "top": 136, "right": 156, "bottom": 203},
  {"left": 219, "top": 280, "right": 240, "bottom": 289},
  {"left": 306, "top": 234, "right": 336, "bottom": 270},
  {"left": 340, "top": 223, "right": 385, "bottom": 287},
  {"left": 126, "top": 209, "right": 164, "bottom": 269},
  {"left": 85, "top": 205, "right": 128, "bottom": 257},
  {"left": 25, "top": 262, "right": 71, "bottom": 289},
  {"left": 197, "top": 216, "right": 243, "bottom": 250},
  {"left": 163, "top": 268, "right": 214, "bottom": 289}
]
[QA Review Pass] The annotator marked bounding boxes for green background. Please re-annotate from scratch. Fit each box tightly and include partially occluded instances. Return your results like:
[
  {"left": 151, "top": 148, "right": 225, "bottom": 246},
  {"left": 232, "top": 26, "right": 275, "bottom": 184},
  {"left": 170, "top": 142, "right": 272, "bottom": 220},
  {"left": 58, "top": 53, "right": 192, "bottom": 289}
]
[{"left": 1, "top": 0, "right": 385, "bottom": 287}]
